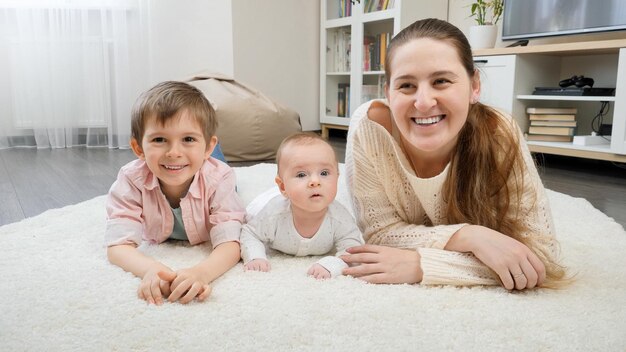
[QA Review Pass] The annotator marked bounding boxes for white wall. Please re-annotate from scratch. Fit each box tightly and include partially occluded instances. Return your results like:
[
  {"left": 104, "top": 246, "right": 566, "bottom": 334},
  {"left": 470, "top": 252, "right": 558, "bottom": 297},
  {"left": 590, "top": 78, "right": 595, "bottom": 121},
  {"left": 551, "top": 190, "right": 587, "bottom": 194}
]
[
  {"left": 231, "top": 0, "right": 320, "bottom": 131},
  {"left": 148, "top": 0, "right": 235, "bottom": 83}
]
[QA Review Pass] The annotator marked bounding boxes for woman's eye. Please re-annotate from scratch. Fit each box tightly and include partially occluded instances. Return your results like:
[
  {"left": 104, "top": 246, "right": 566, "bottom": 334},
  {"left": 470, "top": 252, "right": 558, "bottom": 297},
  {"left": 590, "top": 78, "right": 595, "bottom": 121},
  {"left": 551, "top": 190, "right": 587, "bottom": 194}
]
[
  {"left": 434, "top": 78, "right": 451, "bottom": 85},
  {"left": 397, "top": 83, "right": 415, "bottom": 92}
]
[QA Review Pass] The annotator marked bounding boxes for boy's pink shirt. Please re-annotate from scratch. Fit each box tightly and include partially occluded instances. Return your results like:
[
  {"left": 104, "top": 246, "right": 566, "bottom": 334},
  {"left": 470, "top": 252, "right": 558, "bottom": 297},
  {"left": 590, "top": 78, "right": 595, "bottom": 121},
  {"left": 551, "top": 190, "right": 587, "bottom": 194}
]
[{"left": 104, "top": 158, "right": 245, "bottom": 248}]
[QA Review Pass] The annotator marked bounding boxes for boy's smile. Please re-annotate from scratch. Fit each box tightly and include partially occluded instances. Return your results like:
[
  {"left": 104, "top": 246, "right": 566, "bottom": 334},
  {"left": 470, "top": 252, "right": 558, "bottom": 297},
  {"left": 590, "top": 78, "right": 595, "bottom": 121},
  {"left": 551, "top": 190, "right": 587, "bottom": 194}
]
[{"left": 131, "top": 110, "right": 216, "bottom": 205}]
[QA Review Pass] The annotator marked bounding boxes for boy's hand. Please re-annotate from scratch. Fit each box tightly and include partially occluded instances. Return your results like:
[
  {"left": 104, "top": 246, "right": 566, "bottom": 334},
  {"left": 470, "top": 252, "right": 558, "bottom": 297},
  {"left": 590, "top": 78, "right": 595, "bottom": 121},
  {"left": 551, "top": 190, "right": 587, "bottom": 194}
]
[
  {"left": 307, "top": 263, "right": 331, "bottom": 280},
  {"left": 244, "top": 258, "right": 271, "bottom": 272},
  {"left": 158, "top": 269, "right": 212, "bottom": 304},
  {"left": 138, "top": 268, "right": 172, "bottom": 305}
]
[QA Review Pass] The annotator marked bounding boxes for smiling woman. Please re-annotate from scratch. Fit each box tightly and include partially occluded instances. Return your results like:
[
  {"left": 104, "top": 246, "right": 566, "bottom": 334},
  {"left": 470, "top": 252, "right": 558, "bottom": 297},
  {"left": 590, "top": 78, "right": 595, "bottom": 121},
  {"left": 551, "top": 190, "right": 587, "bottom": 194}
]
[{"left": 342, "top": 18, "right": 569, "bottom": 290}]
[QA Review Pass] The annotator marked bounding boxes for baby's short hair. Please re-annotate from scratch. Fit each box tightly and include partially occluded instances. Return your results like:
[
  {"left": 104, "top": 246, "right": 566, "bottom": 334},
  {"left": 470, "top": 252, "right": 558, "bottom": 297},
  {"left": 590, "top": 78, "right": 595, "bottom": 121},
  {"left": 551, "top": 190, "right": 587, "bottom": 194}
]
[
  {"left": 131, "top": 81, "right": 217, "bottom": 146},
  {"left": 275, "top": 132, "right": 337, "bottom": 171}
]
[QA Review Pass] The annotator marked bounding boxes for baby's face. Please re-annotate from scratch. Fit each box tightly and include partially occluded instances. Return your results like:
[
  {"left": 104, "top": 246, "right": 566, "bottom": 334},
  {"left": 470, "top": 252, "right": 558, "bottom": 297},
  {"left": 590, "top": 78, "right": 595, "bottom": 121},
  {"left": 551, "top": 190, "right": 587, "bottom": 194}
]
[
  {"left": 137, "top": 111, "right": 212, "bottom": 199},
  {"left": 277, "top": 141, "right": 339, "bottom": 215}
]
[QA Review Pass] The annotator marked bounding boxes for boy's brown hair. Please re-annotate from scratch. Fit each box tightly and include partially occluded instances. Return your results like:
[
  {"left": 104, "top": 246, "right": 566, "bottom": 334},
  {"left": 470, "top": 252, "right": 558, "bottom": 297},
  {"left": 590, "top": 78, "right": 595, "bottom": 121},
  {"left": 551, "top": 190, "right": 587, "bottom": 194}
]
[{"left": 130, "top": 81, "right": 217, "bottom": 147}]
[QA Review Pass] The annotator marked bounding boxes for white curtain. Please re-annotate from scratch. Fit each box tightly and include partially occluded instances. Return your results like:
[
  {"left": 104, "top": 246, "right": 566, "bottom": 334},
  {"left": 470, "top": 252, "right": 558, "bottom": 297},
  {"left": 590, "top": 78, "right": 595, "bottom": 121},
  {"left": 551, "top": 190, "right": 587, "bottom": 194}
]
[{"left": 0, "top": 0, "right": 150, "bottom": 149}]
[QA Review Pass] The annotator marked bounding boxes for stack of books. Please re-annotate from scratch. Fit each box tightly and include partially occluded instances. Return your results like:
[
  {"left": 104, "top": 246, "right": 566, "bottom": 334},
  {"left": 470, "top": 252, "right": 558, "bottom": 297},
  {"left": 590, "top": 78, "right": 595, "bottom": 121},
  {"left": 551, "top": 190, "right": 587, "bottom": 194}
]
[
  {"left": 525, "top": 107, "right": 577, "bottom": 142},
  {"left": 363, "top": 32, "right": 390, "bottom": 71}
]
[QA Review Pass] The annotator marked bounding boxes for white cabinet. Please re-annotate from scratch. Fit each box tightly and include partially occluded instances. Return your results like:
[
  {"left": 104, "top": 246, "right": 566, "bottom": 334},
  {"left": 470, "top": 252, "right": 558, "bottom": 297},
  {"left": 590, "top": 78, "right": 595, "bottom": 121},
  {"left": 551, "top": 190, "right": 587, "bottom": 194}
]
[
  {"left": 474, "top": 55, "right": 516, "bottom": 116},
  {"left": 319, "top": 0, "right": 447, "bottom": 138},
  {"left": 474, "top": 40, "right": 626, "bottom": 163}
]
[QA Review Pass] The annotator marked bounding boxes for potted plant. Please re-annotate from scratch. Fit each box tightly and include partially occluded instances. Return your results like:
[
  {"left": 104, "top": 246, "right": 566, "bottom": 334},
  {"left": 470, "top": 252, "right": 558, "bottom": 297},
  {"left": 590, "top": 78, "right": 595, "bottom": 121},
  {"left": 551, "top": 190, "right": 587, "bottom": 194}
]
[{"left": 468, "top": 0, "right": 503, "bottom": 49}]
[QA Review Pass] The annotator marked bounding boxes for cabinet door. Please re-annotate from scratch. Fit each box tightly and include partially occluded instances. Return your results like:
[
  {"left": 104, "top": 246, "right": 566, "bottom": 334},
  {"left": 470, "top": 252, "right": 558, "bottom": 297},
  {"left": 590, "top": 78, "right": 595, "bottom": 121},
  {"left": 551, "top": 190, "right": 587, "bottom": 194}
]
[{"left": 474, "top": 55, "right": 516, "bottom": 114}]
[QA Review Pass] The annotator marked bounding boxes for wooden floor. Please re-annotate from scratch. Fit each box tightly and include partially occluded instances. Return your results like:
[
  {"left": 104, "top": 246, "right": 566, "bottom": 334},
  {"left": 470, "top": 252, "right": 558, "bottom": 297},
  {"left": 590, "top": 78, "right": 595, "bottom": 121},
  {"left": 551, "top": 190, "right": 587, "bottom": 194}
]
[{"left": 1, "top": 132, "right": 625, "bottom": 229}]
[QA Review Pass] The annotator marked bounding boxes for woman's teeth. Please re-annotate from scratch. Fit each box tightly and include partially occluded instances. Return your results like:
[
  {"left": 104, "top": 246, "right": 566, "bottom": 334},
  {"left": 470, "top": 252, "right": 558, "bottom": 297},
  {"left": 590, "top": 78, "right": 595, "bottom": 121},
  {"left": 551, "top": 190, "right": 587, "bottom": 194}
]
[{"left": 413, "top": 115, "right": 444, "bottom": 125}]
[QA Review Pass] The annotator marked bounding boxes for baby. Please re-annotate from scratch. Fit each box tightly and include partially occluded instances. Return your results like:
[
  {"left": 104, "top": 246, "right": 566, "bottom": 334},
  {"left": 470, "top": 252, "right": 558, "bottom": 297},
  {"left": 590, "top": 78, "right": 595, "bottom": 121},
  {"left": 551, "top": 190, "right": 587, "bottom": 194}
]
[
  {"left": 105, "top": 81, "right": 245, "bottom": 305},
  {"left": 240, "top": 132, "right": 363, "bottom": 279}
]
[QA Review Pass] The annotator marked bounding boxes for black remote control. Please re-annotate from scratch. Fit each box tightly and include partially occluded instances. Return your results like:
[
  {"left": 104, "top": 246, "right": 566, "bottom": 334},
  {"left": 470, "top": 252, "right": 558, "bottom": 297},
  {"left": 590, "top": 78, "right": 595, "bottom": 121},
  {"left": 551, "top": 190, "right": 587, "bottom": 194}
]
[{"left": 507, "top": 40, "right": 529, "bottom": 47}]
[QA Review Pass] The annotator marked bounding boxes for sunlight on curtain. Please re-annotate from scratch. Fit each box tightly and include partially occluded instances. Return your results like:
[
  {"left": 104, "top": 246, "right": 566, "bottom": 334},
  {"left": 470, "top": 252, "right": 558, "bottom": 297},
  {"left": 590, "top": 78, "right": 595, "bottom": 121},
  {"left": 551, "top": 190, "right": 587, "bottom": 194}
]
[{"left": 0, "top": 0, "right": 150, "bottom": 149}]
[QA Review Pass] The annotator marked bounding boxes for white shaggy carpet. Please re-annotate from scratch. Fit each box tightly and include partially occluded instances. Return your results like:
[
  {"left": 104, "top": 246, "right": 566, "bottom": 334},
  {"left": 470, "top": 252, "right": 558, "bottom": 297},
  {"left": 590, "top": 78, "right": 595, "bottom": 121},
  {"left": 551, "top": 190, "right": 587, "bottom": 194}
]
[{"left": 1, "top": 163, "right": 625, "bottom": 351}]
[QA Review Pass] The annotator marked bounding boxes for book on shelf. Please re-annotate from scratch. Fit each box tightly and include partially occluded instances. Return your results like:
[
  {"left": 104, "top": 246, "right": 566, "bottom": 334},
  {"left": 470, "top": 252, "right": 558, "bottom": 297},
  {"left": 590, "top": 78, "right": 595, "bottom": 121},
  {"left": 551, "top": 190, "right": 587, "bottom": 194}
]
[
  {"left": 339, "top": 0, "right": 352, "bottom": 17},
  {"left": 530, "top": 120, "right": 577, "bottom": 127},
  {"left": 337, "top": 83, "right": 350, "bottom": 117},
  {"left": 525, "top": 134, "right": 574, "bottom": 142},
  {"left": 363, "top": 0, "right": 394, "bottom": 12},
  {"left": 329, "top": 29, "right": 351, "bottom": 72},
  {"left": 528, "top": 126, "right": 576, "bottom": 136},
  {"left": 528, "top": 114, "right": 576, "bottom": 121},
  {"left": 526, "top": 107, "right": 577, "bottom": 114},
  {"left": 363, "top": 32, "right": 390, "bottom": 72}
]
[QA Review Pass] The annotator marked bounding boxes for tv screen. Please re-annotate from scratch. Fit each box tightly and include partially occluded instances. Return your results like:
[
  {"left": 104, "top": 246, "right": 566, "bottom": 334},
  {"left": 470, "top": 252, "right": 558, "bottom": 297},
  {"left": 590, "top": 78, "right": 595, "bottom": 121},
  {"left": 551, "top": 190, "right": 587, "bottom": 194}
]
[{"left": 502, "top": 0, "right": 626, "bottom": 40}]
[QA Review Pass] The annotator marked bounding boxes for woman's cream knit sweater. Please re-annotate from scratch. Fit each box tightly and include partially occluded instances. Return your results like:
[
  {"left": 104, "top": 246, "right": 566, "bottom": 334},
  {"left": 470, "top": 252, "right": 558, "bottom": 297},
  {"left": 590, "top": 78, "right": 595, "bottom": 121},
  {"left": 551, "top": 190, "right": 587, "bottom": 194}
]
[{"left": 345, "top": 100, "right": 559, "bottom": 286}]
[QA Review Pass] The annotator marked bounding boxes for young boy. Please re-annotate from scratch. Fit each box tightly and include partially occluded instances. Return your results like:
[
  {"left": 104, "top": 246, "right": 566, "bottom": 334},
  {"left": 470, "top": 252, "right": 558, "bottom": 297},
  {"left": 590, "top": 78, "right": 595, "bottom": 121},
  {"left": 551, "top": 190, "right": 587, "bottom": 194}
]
[
  {"left": 105, "top": 81, "right": 245, "bottom": 305},
  {"left": 240, "top": 132, "right": 363, "bottom": 279}
]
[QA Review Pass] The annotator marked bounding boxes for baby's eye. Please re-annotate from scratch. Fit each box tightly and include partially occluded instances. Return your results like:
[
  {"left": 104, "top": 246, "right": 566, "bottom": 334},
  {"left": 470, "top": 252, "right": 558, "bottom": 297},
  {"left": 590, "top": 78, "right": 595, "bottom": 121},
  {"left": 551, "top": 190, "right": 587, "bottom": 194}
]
[
  {"left": 183, "top": 136, "right": 196, "bottom": 143},
  {"left": 296, "top": 172, "right": 307, "bottom": 178},
  {"left": 320, "top": 170, "right": 330, "bottom": 177}
]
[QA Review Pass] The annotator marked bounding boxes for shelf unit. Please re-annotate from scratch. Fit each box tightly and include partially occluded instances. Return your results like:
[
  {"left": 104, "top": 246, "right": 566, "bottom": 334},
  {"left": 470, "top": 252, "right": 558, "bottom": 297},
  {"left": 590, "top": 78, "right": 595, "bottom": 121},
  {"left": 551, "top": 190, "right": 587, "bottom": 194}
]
[
  {"left": 474, "top": 39, "right": 626, "bottom": 163},
  {"left": 319, "top": 0, "right": 447, "bottom": 138}
]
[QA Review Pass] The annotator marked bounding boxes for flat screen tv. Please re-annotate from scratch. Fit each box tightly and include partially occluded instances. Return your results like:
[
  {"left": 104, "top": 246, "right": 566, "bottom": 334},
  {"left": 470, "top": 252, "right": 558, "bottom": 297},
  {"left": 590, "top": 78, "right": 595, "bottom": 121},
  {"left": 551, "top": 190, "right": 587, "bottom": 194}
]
[{"left": 502, "top": 0, "right": 626, "bottom": 40}]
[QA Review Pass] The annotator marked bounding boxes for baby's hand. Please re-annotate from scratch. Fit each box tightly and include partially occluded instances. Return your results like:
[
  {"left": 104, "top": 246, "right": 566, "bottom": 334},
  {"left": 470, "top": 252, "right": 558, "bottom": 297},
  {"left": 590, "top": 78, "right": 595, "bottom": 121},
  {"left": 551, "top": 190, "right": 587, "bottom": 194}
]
[
  {"left": 307, "top": 263, "right": 331, "bottom": 280},
  {"left": 138, "top": 268, "right": 172, "bottom": 305},
  {"left": 244, "top": 259, "right": 271, "bottom": 272}
]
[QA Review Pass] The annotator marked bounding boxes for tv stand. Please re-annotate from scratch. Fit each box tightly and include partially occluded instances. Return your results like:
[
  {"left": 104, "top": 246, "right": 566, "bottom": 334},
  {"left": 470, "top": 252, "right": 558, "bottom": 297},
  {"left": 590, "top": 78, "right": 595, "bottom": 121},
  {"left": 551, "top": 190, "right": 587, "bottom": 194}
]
[{"left": 473, "top": 39, "right": 626, "bottom": 163}]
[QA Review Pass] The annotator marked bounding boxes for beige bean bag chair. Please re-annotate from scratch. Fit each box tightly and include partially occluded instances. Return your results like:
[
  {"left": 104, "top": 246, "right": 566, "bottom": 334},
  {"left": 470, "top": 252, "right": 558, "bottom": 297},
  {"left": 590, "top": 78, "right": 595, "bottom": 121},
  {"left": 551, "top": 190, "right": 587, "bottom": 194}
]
[{"left": 185, "top": 71, "right": 301, "bottom": 162}]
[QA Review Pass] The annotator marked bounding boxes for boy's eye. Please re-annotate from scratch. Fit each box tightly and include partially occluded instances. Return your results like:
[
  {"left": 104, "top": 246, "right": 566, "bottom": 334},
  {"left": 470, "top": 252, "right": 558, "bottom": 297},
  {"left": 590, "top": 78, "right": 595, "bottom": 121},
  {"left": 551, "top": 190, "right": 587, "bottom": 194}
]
[
  {"left": 152, "top": 137, "right": 165, "bottom": 143},
  {"left": 183, "top": 136, "right": 196, "bottom": 142},
  {"left": 296, "top": 172, "right": 307, "bottom": 178},
  {"left": 320, "top": 170, "right": 330, "bottom": 176}
]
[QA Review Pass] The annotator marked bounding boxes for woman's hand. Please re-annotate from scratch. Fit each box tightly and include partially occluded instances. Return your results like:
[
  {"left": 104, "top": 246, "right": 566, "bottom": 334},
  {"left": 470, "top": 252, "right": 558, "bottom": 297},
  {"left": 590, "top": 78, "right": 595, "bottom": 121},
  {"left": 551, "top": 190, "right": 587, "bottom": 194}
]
[
  {"left": 448, "top": 225, "right": 546, "bottom": 290},
  {"left": 158, "top": 268, "right": 212, "bottom": 304},
  {"left": 340, "top": 244, "right": 423, "bottom": 284}
]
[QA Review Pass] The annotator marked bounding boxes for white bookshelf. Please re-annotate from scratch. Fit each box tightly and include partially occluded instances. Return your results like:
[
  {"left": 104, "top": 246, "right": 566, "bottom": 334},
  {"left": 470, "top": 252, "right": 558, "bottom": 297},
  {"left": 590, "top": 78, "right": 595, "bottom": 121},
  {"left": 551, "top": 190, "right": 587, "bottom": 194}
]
[
  {"left": 319, "top": 0, "right": 447, "bottom": 138},
  {"left": 474, "top": 40, "right": 626, "bottom": 162}
]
